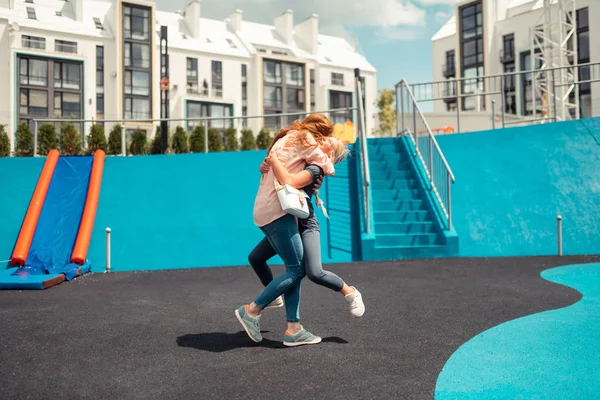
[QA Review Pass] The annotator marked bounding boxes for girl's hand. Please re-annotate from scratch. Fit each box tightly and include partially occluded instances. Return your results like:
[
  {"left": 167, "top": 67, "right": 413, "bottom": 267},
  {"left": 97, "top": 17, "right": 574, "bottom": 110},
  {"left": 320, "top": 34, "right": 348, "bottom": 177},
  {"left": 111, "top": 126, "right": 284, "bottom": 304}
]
[{"left": 260, "top": 158, "right": 270, "bottom": 174}]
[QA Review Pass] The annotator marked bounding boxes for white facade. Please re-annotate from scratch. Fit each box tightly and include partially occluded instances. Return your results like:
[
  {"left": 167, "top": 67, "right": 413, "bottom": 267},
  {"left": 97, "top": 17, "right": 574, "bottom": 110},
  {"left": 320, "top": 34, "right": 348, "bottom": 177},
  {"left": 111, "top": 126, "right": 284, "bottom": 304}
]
[
  {"left": 430, "top": 0, "right": 599, "bottom": 121},
  {"left": 0, "top": 0, "right": 377, "bottom": 150}
]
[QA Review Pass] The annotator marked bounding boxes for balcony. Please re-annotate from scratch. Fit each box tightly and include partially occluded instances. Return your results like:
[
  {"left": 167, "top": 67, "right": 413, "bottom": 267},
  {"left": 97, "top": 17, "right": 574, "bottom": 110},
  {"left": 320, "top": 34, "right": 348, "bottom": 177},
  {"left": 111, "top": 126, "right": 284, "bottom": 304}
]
[
  {"left": 442, "top": 83, "right": 457, "bottom": 103},
  {"left": 500, "top": 49, "right": 514, "bottom": 63},
  {"left": 186, "top": 85, "right": 222, "bottom": 98},
  {"left": 442, "top": 64, "right": 455, "bottom": 78}
]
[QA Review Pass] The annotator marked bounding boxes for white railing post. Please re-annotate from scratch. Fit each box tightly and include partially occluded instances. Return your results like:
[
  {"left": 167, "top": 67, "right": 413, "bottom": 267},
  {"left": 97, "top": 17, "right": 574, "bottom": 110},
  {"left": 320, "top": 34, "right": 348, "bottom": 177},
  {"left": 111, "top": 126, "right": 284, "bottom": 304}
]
[
  {"left": 105, "top": 227, "right": 112, "bottom": 273},
  {"left": 356, "top": 69, "right": 371, "bottom": 234},
  {"left": 557, "top": 215, "right": 562, "bottom": 256}
]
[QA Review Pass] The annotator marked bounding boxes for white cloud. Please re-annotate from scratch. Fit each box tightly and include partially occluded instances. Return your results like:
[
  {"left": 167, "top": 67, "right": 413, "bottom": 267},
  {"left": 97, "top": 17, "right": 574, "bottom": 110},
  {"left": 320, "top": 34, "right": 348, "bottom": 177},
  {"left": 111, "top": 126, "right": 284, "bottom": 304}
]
[
  {"left": 157, "top": 0, "right": 427, "bottom": 37},
  {"left": 416, "top": 0, "right": 461, "bottom": 4}
]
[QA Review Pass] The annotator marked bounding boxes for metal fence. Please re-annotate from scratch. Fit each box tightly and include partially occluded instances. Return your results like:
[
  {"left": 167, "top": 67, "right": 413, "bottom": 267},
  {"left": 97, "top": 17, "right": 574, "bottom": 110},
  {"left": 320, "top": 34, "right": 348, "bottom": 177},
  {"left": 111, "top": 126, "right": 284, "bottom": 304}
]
[
  {"left": 397, "top": 79, "right": 456, "bottom": 230},
  {"left": 26, "top": 107, "right": 357, "bottom": 157},
  {"left": 406, "top": 62, "right": 600, "bottom": 133}
]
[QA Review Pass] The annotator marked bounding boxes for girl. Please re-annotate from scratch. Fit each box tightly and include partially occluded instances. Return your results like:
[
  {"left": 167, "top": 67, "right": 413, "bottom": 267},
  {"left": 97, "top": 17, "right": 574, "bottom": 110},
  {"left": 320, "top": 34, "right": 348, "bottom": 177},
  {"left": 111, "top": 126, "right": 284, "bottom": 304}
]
[
  {"left": 235, "top": 114, "right": 337, "bottom": 347},
  {"left": 250, "top": 137, "right": 365, "bottom": 321}
]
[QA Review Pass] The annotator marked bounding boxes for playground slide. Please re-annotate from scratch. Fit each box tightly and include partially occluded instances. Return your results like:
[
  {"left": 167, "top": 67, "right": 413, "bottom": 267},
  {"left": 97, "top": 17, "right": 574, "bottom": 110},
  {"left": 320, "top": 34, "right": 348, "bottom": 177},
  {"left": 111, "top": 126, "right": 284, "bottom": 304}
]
[{"left": 0, "top": 150, "right": 105, "bottom": 290}]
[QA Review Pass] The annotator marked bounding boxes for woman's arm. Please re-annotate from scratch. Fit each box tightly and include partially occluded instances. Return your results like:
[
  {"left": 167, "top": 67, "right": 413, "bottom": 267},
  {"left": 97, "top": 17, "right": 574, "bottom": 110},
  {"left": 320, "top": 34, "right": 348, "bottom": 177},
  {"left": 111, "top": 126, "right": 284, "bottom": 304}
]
[{"left": 267, "top": 153, "right": 313, "bottom": 189}]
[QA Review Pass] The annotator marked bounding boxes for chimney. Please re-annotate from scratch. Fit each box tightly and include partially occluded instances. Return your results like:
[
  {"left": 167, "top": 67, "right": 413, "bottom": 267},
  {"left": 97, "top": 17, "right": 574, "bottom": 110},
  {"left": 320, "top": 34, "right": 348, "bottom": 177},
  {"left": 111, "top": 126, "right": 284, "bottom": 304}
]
[
  {"left": 227, "top": 9, "right": 242, "bottom": 33},
  {"left": 275, "top": 9, "right": 293, "bottom": 45},
  {"left": 294, "top": 14, "right": 318, "bottom": 54},
  {"left": 73, "top": 0, "right": 84, "bottom": 22},
  {"left": 184, "top": 0, "right": 201, "bottom": 40}
]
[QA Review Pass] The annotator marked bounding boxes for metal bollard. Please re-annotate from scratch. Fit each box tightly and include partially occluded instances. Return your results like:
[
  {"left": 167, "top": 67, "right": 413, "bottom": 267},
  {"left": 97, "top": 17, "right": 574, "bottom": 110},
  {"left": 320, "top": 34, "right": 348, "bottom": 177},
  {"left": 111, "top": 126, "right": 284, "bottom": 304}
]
[
  {"left": 557, "top": 216, "right": 563, "bottom": 256},
  {"left": 105, "top": 227, "right": 112, "bottom": 273},
  {"left": 492, "top": 100, "right": 496, "bottom": 130}
]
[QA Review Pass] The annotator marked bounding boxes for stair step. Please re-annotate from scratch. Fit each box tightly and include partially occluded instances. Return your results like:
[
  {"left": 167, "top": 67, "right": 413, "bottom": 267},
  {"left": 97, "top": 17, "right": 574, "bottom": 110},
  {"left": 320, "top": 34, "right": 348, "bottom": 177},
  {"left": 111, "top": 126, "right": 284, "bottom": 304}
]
[
  {"left": 372, "top": 179, "right": 418, "bottom": 190},
  {"left": 374, "top": 199, "right": 423, "bottom": 212},
  {"left": 375, "top": 221, "right": 434, "bottom": 234},
  {"left": 374, "top": 210, "right": 429, "bottom": 222},
  {"left": 375, "top": 233, "right": 438, "bottom": 247},
  {"left": 372, "top": 188, "right": 420, "bottom": 201},
  {"left": 370, "top": 160, "right": 411, "bottom": 171},
  {"left": 382, "top": 170, "right": 414, "bottom": 180},
  {"left": 372, "top": 244, "right": 450, "bottom": 260}
]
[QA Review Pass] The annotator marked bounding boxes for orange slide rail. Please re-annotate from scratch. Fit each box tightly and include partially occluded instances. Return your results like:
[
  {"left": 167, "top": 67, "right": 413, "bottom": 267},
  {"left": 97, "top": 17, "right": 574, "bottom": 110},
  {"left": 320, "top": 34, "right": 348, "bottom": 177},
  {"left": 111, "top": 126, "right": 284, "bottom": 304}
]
[
  {"left": 71, "top": 150, "right": 106, "bottom": 265},
  {"left": 11, "top": 150, "right": 61, "bottom": 266}
]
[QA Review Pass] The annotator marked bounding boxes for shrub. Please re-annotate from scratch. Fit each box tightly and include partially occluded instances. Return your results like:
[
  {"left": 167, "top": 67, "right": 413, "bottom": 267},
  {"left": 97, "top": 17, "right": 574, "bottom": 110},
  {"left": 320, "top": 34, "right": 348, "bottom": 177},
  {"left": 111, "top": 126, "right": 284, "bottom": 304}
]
[
  {"left": 189, "top": 125, "right": 205, "bottom": 153},
  {"left": 240, "top": 128, "right": 255, "bottom": 151},
  {"left": 60, "top": 123, "right": 82, "bottom": 156},
  {"left": 207, "top": 127, "right": 223, "bottom": 152},
  {"left": 0, "top": 125, "right": 11, "bottom": 157},
  {"left": 171, "top": 126, "right": 188, "bottom": 154},
  {"left": 256, "top": 128, "right": 271, "bottom": 150},
  {"left": 37, "top": 123, "right": 59, "bottom": 155},
  {"left": 87, "top": 124, "right": 107, "bottom": 154},
  {"left": 15, "top": 123, "right": 34, "bottom": 157},
  {"left": 108, "top": 125, "right": 123, "bottom": 155},
  {"left": 224, "top": 127, "right": 239, "bottom": 152},
  {"left": 129, "top": 130, "right": 148, "bottom": 155},
  {"left": 150, "top": 126, "right": 164, "bottom": 155}
]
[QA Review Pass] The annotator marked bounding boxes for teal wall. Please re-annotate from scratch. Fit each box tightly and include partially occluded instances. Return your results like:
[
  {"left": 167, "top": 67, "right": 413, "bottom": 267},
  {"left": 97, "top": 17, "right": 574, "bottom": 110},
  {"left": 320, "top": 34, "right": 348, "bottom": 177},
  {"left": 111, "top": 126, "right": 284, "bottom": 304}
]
[
  {"left": 436, "top": 117, "right": 600, "bottom": 257},
  {"left": 0, "top": 150, "right": 354, "bottom": 273}
]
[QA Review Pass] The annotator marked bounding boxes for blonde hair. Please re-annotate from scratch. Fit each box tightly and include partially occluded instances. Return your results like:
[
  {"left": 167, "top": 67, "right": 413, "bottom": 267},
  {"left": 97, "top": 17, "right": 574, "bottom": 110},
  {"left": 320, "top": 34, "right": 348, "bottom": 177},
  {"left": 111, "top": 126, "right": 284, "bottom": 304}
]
[
  {"left": 314, "top": 137, "right": 348, "bottom": 219},
  {"left": 266, "top": 113, "right": 334, "bottom": 155}
]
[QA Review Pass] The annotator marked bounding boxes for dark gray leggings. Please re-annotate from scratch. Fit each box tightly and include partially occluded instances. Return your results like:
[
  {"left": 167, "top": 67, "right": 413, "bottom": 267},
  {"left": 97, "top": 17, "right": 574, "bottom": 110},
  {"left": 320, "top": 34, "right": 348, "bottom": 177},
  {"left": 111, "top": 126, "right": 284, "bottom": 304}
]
[{"left": 249, "top": 226, "right": 345, "bottom": 292}]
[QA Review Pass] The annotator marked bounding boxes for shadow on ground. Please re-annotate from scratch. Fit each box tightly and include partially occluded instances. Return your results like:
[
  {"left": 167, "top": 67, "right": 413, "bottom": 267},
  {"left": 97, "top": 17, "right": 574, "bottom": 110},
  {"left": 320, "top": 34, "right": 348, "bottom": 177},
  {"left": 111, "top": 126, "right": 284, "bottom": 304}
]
[{"left": 176, "top": 331, "right": 348, "bottom": 352}]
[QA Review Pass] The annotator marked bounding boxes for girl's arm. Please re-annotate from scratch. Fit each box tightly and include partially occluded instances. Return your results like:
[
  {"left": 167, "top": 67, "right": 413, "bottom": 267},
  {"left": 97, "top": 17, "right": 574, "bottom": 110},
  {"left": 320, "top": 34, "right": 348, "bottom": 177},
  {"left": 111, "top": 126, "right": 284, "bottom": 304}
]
[{"left": 267, "top": 152, "right": 313, "bottom": 189}]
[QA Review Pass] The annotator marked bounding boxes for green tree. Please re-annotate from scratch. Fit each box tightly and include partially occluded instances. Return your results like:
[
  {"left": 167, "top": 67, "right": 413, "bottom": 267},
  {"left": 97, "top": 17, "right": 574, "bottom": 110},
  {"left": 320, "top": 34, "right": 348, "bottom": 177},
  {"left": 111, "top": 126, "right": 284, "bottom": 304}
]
[
  {"left": 189, "top": 125, "right": 205, "bottom": 153},
  {"left": 256, "top": 128, "right": 271, "bottom": 150},
  {"left": 87, "top": 124, "right": 107, "bottom": 154},
  {"left": 60, "top": 123, "right": 82, "bottom": 156},
  {"left": 0, "top": 125, "right": 10, "bottom": 157},
  {"left": 171, "top": 126, "right": 189, "bottom": 154},
  {"left": 224, "top": 127, "right": 239, "bottom": 152},
  {"left": 15, "top": 123, "right": 34, "bottom": 157},
  {"left": 150, "top": 126, "right": 165, "bottom": 155},
  {"left": 375, "top": 89, "right": 396, "bottom": 136},
  {"left": 37, "top": 123, "right": 59, "bottom": 155},
  {"left": 129, "top": 130, "right": 148, "bottom": 155},
  {"left": 207, "top": 127, "right": 223, "bottom": 152},
  {"left": 240, "top": 128, "right": 255, "bottom": 151},
  {"left": 108, "top": 125, "right": 123, "bottom": 155}
]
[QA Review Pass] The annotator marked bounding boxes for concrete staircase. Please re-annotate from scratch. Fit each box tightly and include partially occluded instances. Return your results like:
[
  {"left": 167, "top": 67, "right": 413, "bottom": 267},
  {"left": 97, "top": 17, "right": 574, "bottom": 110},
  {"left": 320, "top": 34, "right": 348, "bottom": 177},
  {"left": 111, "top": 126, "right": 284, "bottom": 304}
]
[{"left": 368, "top": 138, "right": 454, "bottom": 260}]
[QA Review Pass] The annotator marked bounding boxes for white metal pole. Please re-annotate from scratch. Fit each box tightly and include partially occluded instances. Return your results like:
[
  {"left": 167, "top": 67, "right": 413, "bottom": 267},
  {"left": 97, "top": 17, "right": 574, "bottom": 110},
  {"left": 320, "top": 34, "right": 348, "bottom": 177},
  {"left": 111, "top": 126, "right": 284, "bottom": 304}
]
[
  {"left": 105, "top": 227, "right": 112, "bottom": 273},
  {"left": 557, "top": 215, "right": 562, "bottom": 256}
]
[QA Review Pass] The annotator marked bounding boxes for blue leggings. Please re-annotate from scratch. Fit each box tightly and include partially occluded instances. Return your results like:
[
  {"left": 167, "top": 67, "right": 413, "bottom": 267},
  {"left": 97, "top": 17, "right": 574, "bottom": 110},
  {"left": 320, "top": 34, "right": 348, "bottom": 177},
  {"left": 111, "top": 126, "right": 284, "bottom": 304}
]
[{"left": 253, "top": 215, "right": 305, "bottom": 323}]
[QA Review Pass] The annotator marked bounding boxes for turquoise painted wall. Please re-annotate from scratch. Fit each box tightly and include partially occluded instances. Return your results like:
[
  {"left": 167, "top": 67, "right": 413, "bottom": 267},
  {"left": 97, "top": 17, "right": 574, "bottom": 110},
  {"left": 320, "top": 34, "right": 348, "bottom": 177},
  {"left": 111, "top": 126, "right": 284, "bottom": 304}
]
[
  {"left": 436, "top": 117, "right": 600, "bottom": 257},
  {"left": 0, "top": 150, "right": 354, "bottom": 272}
]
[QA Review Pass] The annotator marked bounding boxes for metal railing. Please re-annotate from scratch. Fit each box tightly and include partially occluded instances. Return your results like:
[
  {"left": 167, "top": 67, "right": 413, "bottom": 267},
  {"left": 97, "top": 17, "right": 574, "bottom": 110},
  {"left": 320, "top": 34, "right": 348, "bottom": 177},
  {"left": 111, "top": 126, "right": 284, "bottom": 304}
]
[
  {"left": 29, "top": 107, "right": 358, "bottom": 157},
  {"left": 406, "top": 62, "right": 600, "bottom": 133},
  {"left": 397, "top": 79, "right": 456, "bottom": 230},
  {"left": 354, "top": 72, "right": 372, "bottom": 235}
]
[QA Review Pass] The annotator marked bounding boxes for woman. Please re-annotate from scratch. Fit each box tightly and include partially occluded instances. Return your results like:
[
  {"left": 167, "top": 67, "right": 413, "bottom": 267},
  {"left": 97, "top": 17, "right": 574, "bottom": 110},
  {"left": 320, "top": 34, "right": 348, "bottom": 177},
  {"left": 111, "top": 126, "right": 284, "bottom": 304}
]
[
  {"left": 235, "top": 114, "right": 336, "bottom": 346},
  {"left": 250, "top": 138, "right": 365, "bottom": 319}
]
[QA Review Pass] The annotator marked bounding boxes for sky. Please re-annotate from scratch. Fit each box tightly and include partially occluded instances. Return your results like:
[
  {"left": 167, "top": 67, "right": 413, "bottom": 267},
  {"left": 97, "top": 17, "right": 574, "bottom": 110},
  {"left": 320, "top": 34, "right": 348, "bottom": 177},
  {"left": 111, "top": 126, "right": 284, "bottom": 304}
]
[{"left": 156, "top": 0, "right": 460, "bottom": 92}]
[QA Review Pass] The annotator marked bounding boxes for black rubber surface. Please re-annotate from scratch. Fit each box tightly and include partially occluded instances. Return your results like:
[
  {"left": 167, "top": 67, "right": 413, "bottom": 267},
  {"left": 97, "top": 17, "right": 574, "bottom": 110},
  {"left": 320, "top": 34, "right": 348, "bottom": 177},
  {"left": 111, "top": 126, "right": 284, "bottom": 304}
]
[{"left": 1, "top": 256, "right": 598, "bottom": 400}]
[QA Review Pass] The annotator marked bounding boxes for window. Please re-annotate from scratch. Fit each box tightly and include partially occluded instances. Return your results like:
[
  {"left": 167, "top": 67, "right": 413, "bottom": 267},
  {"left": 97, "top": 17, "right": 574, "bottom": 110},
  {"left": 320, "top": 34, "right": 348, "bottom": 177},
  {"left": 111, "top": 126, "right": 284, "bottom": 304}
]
[
  {"left": 503, "top": 62, "right": 516, "bottom": 115},
  {"left": 310, "top": 69, "right": 315, "bottom": 111},
  {"left": 459, "top": 1, "right": 484, "bottom": 111},
  {"left": 241, "top": 64, "right": 247, "bottom": 127},
  {"left": 186, "top": 101, "right": 233, "bottom": 132},
  {"left": 17, "top": 55, "right": 82, "bottom": 130},
  {"left": 97, "top": 46, "right": 104, "bottom": 121},
  {"left": 187, "top": 58, "right": 198, "bottom": 93},
  {"left": 263, "top": 59, "right": 305, "bottom": 129},
  {"left": 123, "top": 3, "right": 152, "bottom": 120},
  {"left": 22, "top": 35, "right": 45, "bottom": 50},
  {"left": 520, "top": 51, "right": 543, "bottom": 116},
  {"left": 25, "top": 0, "right": 33, "bottom": 3},
  {"left": 331, "top": 73, "right": 344, "bottom": 86},
  {"left": 502, "top": 34, "right": 514, "bottom": 63},
  {"left": 211, "top": 61, "right": 223, "bottom": 97},
  {"left": 93, "top": 17, "right": 104, "bottom": 30},
  {"left": 55, "top": 40, "right": 77, "bottom": 54},
  {"left": 54, "top": 62, "right": 81, "bottom": 90},
  {"left": 27, "top": 7, "right": 36, "bottom": 20},
  {"left": 329, "top": 91, "right": 352, "bottom": 125},
  {"left": 569, "top": 7, "right": 591, "bottom": 118},
  {"left": 444, "top": 51, "right": 455, "bottom": 77}
]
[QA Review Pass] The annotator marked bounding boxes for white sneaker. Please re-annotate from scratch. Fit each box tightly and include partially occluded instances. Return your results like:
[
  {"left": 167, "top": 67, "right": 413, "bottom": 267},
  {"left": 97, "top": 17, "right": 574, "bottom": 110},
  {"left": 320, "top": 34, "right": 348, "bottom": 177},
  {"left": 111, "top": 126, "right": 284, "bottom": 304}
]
[
  {"left": 345, "top": 287, "right": 365, "bottom": 318},
  {"left": 265, "top": 296, "right": 284, "bottom": 309}
]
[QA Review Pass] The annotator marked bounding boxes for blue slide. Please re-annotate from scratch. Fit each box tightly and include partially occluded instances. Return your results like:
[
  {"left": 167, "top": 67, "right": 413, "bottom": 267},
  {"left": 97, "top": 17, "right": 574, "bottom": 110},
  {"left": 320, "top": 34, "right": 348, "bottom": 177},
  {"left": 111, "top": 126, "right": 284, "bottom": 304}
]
[{"left": 13, "top": 157, "right": 94, "bottom": 280}]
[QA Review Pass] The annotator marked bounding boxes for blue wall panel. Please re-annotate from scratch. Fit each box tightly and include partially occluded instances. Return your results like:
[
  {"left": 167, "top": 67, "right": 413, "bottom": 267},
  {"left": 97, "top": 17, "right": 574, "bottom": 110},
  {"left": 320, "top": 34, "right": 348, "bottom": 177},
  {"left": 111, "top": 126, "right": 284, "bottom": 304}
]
[{"left": 436, "top": 117, "right": 600, "bottom": 257}]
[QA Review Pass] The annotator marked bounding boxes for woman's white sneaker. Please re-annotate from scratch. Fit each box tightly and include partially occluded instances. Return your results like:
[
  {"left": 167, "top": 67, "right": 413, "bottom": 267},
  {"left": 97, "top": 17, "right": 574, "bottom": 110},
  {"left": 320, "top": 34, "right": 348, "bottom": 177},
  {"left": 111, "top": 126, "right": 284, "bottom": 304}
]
[
  {"left": 345, "top": 287, "right": 365, "bottom": 318},
  {"left": 265, "top": 296, "right": 284, "bottom": 309}
]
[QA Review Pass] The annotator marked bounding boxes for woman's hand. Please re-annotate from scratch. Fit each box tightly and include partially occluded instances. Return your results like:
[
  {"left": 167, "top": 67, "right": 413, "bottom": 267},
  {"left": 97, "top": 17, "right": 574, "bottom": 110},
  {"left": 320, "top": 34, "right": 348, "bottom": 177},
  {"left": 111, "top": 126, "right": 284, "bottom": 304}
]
[{"left": 260, "top": 158, "right": 270, "bottom": 174}]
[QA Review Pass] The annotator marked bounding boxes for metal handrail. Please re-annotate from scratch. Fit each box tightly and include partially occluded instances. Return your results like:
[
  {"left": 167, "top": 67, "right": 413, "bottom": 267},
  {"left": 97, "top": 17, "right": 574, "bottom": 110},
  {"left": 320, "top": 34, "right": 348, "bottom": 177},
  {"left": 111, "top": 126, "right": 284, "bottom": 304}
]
[
  {"left": 400, "top": 79, "right": 456, "bottom": 182},
  {"left": 355, "top": 74, "right": 371, "bottom": 235}
]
